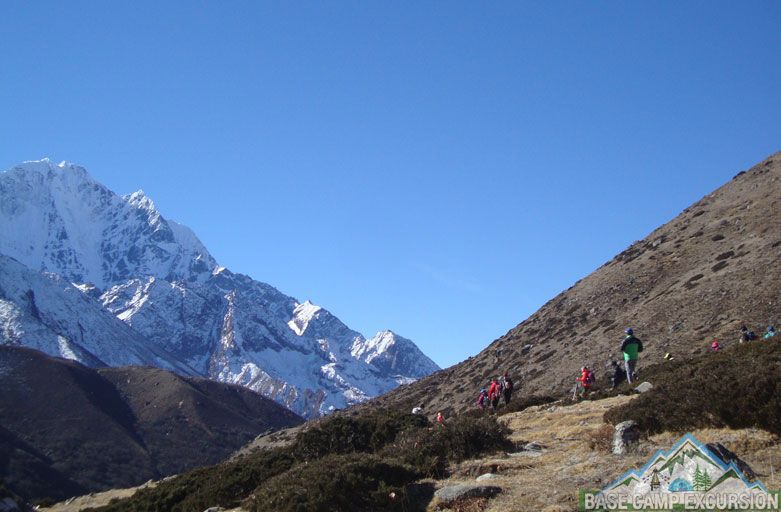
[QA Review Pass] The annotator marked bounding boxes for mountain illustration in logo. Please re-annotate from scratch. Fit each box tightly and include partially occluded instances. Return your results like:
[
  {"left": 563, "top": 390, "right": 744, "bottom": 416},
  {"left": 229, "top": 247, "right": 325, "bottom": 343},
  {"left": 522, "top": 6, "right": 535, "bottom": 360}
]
[{"left": 604, "top": 433, "right": 767, "bottom": 498}]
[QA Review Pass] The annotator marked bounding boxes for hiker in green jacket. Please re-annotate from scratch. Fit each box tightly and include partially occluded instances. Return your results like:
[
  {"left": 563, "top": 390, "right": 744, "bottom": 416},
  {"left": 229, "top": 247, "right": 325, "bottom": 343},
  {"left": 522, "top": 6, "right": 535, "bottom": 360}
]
[{"left": 621, "top": 328, "right": 643, "bottom": 384}]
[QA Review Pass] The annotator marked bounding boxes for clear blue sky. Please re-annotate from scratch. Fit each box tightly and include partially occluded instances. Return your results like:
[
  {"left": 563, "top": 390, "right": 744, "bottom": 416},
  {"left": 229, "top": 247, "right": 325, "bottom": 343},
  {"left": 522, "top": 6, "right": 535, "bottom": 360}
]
[{"left": 2, "top": 2, "right": 779, "bottom": 368}]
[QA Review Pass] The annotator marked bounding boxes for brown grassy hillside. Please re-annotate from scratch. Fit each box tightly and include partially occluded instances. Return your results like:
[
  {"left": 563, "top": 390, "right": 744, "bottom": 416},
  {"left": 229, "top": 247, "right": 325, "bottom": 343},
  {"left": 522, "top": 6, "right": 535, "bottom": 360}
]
[
  {"left": 0, "top": 346, "right": 303, "bottom": 503},
  {"left": 368, "top": 151, "right": 780, "bottom": 417}
]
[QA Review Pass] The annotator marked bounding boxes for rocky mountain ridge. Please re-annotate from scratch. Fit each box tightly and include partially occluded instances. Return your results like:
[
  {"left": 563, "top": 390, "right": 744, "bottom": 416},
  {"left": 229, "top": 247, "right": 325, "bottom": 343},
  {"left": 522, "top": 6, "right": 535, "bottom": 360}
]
[{"left": 0, "top": 159, "right": 439, "bottom": 417}]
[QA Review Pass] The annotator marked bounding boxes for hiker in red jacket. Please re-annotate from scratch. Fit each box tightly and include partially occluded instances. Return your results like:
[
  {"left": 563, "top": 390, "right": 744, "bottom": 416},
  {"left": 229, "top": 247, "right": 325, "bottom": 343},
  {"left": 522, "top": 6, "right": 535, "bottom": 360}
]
[
  {"left": 488, "top": 378, "right": 501, "bottom": 411},
  {"left": 573, "top": 366, "right": 594, "bottom": 400}
]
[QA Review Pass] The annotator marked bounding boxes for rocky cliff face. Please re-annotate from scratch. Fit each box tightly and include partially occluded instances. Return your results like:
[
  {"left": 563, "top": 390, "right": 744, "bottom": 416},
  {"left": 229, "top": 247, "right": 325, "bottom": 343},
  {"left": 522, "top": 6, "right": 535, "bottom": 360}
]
[{"left": 0, "top": 159, "right": 439, "bottom": 417}]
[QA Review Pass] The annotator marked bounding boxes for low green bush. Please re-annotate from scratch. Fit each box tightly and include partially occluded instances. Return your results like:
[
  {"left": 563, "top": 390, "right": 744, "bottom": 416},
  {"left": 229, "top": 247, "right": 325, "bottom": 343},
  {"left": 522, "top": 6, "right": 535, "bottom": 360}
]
[
  {"left": 91, "top": 409, "right": 510, "bottom": 512},
  {"left": 291, "top": 410, "right": 428, "bottom": 461},
  {"left": 95, "top": 449, "right": 295, "bottom": 512},
  {"left": 387, "top": 415, "right": 513, "bottom": 477},
  {"left": 604, "top": 342, "right": 781, "bottom": 435},
  {"left": 246, "top": 453, "right": 420, "bottom": 512}
]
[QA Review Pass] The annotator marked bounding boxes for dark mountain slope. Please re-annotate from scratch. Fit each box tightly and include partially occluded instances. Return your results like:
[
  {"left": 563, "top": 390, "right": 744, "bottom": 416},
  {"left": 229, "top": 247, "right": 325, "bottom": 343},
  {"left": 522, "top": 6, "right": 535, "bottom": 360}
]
[
  {"left": 367, "top": 151, "right": 781, "bottom": 416},
  {"left": 0, "top": 346, "right": 303, "bottom": 503}
]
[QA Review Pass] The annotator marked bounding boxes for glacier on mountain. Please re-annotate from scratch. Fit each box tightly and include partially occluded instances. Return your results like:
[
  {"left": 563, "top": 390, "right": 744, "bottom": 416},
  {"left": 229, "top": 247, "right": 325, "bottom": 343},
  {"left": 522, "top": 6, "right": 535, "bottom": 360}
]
[{"left": 0, "top": 159, "right": 439, "bottom": 417}]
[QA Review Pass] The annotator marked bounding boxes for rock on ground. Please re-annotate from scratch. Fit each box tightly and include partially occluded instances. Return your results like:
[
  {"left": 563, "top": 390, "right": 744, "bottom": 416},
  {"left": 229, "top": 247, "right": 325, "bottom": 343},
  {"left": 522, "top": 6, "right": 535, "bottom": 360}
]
[
  {"left": 613, "top": 420, "right": 640, "bottom": 455},
  {"left": 634, "top": 382, "right": 654, "bottom": 393},
  {"left": 434, "top": 484, "right": 502, "bottom": 504}
]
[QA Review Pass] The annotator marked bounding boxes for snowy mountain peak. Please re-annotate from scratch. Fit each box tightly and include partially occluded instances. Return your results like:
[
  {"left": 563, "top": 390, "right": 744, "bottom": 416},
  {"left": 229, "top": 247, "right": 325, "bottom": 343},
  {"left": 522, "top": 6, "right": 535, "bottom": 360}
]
[
  {"left": 0, "top": 160, "right": 440, "bottom": 418},
  {"left": 124, "top": 189, "right": 156, "bottom": 211},
  {"left": 352, "top": 330, "right": 440, "bottom": 379},
  {"left": 0, "top": 161, "right": 217, "bottom": 288},
  {"left": 18, "top": 158, "right": 90, "bottom": 180},
  {"left": 288, "top": 300, "right": 323, "bottom": 336}
]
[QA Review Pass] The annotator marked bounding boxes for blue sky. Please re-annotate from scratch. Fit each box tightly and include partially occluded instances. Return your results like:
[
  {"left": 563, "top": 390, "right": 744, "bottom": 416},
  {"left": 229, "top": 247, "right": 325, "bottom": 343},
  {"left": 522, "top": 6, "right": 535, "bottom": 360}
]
[{"left": 2, "top": 2, "right": 780, "bottom": 367}]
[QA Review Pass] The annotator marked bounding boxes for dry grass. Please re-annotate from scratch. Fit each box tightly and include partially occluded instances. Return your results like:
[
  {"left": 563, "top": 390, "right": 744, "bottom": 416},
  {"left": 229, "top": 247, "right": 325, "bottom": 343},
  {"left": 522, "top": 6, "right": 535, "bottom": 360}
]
[
  {"left": 586, "top": 423, "right": 614, "bottom": 452},
  {"left": 428, "top": 395, "right": 781, "bottom": 512},
  {"left": 41, "top": 481, "right": 157, "bottom": 512}
]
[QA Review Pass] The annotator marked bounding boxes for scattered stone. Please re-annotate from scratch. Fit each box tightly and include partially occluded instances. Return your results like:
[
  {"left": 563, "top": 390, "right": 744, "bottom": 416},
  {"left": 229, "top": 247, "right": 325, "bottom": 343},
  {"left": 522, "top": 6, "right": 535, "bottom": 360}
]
[
  {"left": 613, "top": 420, "right": 640, "bottom": 455},
  {"left": 202, "top": 508, "right": 224, "bottom": 512},
  {"left": 523, "top": 442, "right": 545, "bottom": 452},
  {"left": 521, "top": 344, "right": 533, "bottom": 355},
  {"left": 706, "top": 443, "right": 757, "bottom": 481},
  {"left": 434, "top": 484, "right": 502, "bottom": 504},
  {"left": 476, "top": 473, "right": 499, "bottom": 481},
  {"left": 634, "top": 381, "right": 653, "bottom": 393}
]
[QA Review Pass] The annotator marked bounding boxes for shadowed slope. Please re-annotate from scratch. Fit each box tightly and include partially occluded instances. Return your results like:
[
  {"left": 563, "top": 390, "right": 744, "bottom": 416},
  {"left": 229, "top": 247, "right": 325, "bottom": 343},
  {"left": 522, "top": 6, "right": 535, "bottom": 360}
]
[{"left": 0, "top": 346, "right": 303, "bottom": 503}]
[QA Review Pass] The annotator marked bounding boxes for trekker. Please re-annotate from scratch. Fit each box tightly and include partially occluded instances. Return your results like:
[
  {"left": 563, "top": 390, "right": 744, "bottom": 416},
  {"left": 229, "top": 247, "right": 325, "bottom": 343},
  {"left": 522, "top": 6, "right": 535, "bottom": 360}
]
[
  {"left": 764, "top": 326, "right": 776, "bottom": 340},
  {"left": 488, "top": 378, "right": 501, "bottom": 411},
  {"left": 502, "top": 372, "right": 514, "bottom": 405},
  {"left": 436, "top": 412, "right": 445, "bottom": 425},
  {"left": 710, "top": 339, "right": 721, "bottom": 351},
  {"left": 740, "top": 325, "right": 757, "bottom": 343},
  {"left": 476, "top": 389, "right": 488, "bottom": 410},
  {"left": 573, "top": 366, "right": 594, "bottom": 400},
  {"left": 621, "top": 328, "right": 643, "bottom": 384},
  {"left": 609, "top": 360, "right": 626, "bottom": 389}
]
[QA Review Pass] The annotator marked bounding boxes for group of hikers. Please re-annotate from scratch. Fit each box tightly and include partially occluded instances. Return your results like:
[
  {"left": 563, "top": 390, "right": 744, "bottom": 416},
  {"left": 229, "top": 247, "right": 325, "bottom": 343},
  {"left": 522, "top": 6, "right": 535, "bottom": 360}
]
[
  {"left": 571, "top": 327, "right": 643, "bottom": 399},
  {"left": 465, "top": 323, "right": 777, "bottom": 410},
  {"left": 572, "top": 324, "right": 777, "bottom": 399},
  {"left": 709, "top": 324, "right": 777, "bottom": 352},
  {"left": 475, "top": 372, "right": 514, "bottom": 411}
]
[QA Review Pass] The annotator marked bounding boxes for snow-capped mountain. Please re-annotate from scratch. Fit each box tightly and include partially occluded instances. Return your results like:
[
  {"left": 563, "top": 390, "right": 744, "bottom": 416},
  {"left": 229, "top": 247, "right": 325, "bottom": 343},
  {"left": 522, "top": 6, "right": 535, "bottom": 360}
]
[
  {"left": 0, "top": 253, "right": 195, "bottom": 374},
  {"left": 0, "top": 159, "right": 439, "bottom": 417}
]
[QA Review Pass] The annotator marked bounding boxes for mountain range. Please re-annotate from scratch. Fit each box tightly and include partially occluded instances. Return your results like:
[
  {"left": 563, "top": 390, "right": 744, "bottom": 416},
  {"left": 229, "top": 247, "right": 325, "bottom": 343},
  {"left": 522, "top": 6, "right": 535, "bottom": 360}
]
[{"left": 0, "top": 159, "right": 439, "bottom": 418}]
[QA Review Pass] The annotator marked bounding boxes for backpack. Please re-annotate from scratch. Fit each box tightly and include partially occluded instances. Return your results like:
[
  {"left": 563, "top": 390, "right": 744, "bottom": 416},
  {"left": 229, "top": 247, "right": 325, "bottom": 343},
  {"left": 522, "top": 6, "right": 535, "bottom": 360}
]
[{"left": 586, "top": 371, "right": 596, "bottom": 384}]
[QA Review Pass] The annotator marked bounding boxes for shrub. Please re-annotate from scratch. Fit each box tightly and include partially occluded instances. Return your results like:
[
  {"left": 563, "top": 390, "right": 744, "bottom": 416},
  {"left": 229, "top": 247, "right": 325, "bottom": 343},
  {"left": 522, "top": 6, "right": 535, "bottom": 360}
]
[
  {"left": 587, "top": 424, "right": 614, "bottom": 452},
  {"left": 94, "top": 449, "right": 295, "bottom": 512},
  {"left": 291, "top": 410, "right": 428, "bottom": 461},
  {"left": 388, "top": 415, "right": 513, "bottom": 477},
  {"left": 462, "top": 394, "right": 557, "bottom": 418},
  {"left": 246, "top": 453, "right": 420, "bottom": 512},
  {"left": 604, "top": 342, "right": 781, "bottom": 435},
  {"left": 91, "top": 408, "right": 511, "bottom": 511}
]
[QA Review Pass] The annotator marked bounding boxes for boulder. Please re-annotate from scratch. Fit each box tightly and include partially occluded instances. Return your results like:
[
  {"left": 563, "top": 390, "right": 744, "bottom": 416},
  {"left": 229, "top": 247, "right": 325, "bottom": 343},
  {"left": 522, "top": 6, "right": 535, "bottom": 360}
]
[
  {"left": 521, "top": 344, "right": 534, "bottom": 355},
  {"left": 476, "top": 473, "right": 499, "bottom": 481},
  {"left": 612, "top": 420, "right": 640, "bottom": 455},
  {"left": 523, "top": 442, "right": 545, "bottom": 452},
  {"left": 706, "top": 443, "right": 757, "bottom": 482},
  {"left": 634, "top": 382, "right": 653, "bottom": 393},
  {"left": 434, "top": 484, "right": 502, "bottom": 503}
]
